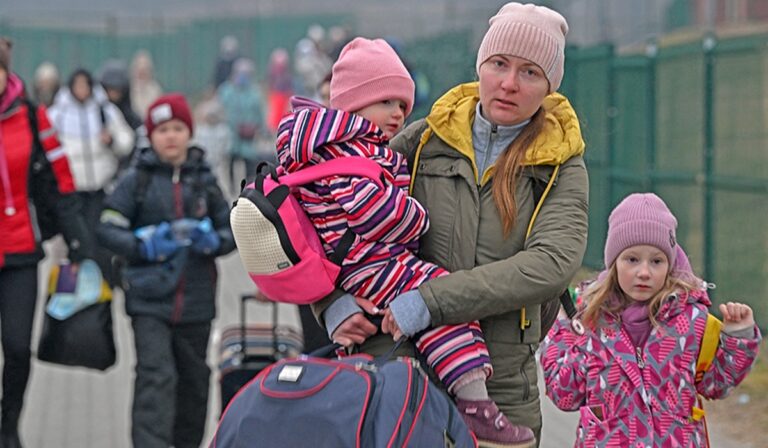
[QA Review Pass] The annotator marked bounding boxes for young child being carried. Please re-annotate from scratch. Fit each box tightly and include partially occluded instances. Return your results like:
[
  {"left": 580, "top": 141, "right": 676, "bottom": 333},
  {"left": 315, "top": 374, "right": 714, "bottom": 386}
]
[
  {"left": 276, "top": 37, "right": 536, "bottom": 448},
  {"left": 540, "top": 193, "right": 761, "bottom": 447}
]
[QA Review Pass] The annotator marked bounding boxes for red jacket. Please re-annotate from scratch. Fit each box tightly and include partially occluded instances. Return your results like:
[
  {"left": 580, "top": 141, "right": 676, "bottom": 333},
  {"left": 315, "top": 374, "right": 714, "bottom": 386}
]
[{"left": 0, "top": 73, "right": 91, "bottom": 268}]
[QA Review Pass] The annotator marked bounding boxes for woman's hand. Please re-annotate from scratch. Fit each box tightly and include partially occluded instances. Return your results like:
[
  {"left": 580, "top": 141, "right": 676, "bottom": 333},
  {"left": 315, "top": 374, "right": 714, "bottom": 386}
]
[
  {"left": 331, "top": 297, "right": 382, "bottom": 347},
  {"left": 720, "top": 302, "right": 755, "bottom": 334},
  {"left": 381, "top": 308, "right": 404, "bottom": 341}
]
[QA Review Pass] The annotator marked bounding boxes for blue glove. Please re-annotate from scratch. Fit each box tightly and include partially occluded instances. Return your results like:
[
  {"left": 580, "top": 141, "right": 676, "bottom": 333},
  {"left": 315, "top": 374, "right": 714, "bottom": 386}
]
[
  {"left": 135, "top": 222, "right": 180, "bottom": 262},
  {"left": 190, "top": 217, "right": 221, "bottom": 255}
]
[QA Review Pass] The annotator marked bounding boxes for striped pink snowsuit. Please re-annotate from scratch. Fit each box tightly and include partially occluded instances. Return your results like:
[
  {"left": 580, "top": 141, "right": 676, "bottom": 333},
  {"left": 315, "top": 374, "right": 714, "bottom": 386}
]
[{"left": 276, "top": 103, "right": 491, "bottom": 390}]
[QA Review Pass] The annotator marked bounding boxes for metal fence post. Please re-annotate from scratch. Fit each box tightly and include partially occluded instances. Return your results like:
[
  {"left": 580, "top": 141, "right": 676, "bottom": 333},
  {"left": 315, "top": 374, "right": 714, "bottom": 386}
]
[{"left": 702, "top": 33, "right": 716, "bottom": 287}]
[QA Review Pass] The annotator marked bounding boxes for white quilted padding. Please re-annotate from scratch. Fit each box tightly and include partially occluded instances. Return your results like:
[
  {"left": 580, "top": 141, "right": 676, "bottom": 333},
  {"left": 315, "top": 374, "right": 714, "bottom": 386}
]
[{"left": 230, "top": 197, "right": 293, "bottom": 274}]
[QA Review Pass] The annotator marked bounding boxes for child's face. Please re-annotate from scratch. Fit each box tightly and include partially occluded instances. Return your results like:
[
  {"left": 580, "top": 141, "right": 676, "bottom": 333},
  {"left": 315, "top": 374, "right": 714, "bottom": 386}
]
[
  {"left": 151, "top": 119, "right": 191, "bottom": 166},
  {"left": 616, "top": 245, "right": 669, "bottom": 302},
  {"left": 354, "top": 99, "right": 407, "bottom": 139}
]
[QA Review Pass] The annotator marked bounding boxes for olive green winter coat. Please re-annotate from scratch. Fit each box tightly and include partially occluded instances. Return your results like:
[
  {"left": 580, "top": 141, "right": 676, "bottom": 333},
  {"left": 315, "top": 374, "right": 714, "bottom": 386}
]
[{"left": 316, "top": 82, "right": 588, "bottom": 438}]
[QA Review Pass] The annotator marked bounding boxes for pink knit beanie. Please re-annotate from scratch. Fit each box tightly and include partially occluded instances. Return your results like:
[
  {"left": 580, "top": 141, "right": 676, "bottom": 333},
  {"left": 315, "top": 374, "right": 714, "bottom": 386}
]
[
  {"left": 476, "top": 2, "right": 568, "bottom": 93},
  {"left": 604, "top": 193, "right": 678, "bottom": 269},
  {"left": 330, "top": 37, "right": 415, "bottom": 117}
]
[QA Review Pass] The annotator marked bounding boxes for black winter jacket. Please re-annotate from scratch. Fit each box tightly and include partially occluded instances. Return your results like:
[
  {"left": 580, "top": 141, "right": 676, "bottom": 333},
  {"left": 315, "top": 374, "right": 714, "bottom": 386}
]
[{"left": 96, "top": 146, "right": 235, "bottom": 323}]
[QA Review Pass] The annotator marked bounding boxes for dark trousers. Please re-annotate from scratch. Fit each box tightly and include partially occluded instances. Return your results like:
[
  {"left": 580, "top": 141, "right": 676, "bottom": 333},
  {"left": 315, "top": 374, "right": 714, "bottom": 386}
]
[
  {"left": 77, "top": 190, "right": 117, "bottom": 286},
  {"left": 0, "top": 266, "right": 38, "bottom": 434},
  {"left": 131, "top": 316, "right": 211, "bottom": 448}
]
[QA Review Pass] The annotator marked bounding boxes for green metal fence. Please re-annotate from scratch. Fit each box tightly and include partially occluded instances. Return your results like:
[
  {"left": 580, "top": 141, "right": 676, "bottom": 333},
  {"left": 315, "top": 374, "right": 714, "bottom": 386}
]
[
  {"left": 0, "top": 14, "right": 350, "bottom": 95},
  {"left": 561, "top": 33, "right": 768, "bottom": 326},
  {"left": 2, "top": 16, "right": 766, "bottom": 326}
]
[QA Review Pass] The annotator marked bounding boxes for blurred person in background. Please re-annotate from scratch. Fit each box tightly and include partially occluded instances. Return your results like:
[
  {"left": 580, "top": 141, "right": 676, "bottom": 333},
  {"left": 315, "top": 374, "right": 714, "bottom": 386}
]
[
  {"left": 217, "top": 57, "right": 267, "bottom": 191},
  {"left": 97, "top": 93, "right": 235, "bottom": 448},
  {"left": 212, "top": 35, "right": 240, "bottom": 89},
  {"left": 193, "top": 90, "right": 231, "bottom": 190},
  {"left": 265, "top": 47, "right": 293, "bottom": 134},
  {"left": 293, "top": 37, "right": 331, "bottom": 100},
  {"left": 130, "top": 50, "right": 163, "bottom": 119},
  {"left": 323, "top": 3, "right": 587, "bottom": 445},
  {"left": 0, "top": 37, "right": 93, "bottom": 448},
  {"left": 327, "top": 25, "right": 351, "bottom": 61},
  {"left": 32, "top": 61, "right": 59, "bottom": 108},
  {"left": 317, "top": 71, "right": 332, "bottom": 108},
  {"left": 48, "top": 68, "right": 135, "bottom": 285},
  {"left": 99, "top": 59, "right": 142, "bottom": 131},
  {"left": 100, "top": 59, "right": 143, "bottom": 172}
]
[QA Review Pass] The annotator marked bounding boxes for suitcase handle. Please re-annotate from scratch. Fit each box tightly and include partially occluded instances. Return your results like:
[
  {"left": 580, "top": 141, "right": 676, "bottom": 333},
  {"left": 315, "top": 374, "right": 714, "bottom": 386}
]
[{"left": 239, "top": 294, "right": 280, "bottom": 357}]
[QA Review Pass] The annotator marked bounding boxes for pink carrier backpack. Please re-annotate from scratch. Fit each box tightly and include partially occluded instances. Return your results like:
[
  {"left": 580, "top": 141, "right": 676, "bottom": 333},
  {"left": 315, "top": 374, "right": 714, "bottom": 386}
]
[{"left": 230, "top": 158, "right": 383, "bottom": 304}]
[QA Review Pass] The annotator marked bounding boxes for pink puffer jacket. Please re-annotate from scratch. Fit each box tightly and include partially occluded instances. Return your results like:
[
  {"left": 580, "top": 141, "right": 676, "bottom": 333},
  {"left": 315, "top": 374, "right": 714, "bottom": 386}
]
[{"left": 540, "top": 289, "right": 761, "bottom": 447}]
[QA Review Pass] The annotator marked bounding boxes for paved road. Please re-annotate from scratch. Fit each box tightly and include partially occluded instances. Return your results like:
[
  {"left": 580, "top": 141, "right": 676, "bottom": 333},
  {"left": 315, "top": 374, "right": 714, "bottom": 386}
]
[{"left": 13, "top": 243, "right": 741, "bottom": 447}]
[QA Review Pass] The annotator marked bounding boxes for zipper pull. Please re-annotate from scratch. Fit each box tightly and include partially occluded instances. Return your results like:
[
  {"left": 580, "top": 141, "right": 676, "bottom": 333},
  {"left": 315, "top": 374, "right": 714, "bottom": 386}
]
[
  {"left": 172, "top": 167, "right": 180, "bottom": 184},
  {"left": 636, "top": 346, "right": 645, "bottom": 369}
]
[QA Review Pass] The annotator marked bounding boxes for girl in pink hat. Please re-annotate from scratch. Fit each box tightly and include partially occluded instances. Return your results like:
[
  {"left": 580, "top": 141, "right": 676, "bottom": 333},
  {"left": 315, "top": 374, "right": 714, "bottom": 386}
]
[
  {"left": 540, "top": 193, "right": 761, "bottom": 447},
  {"left": 272, "top": 36, "right": 535, "bottom": 447}
]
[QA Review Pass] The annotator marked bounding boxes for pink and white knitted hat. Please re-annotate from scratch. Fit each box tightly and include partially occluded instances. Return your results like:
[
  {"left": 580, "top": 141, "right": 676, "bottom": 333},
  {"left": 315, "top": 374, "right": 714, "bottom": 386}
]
[
  {"left": 604, "top": 193, "right": 678, "bottom": 268},
  {"left": 476, "top": 2, "right": 568, "bottom": 93},
  {"left": 330, "top": 37, "right": 415, "bottom": 117}
]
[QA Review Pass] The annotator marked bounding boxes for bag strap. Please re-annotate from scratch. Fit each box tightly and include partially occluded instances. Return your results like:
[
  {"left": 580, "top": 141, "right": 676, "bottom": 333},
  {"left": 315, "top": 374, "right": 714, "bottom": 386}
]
[
  {"left": 690, "top": 312, "right": 722, "bottom": 448},
  {"left": 520, "top": 166, "right": 561, "bottom": 330},
  {"left": 279, "top": 157, "right": 384, "bottom": 189},
  {"left": 131, "top": 166, "right": 153, "bottom": 222},
  {"left": 695, "top": 313, "right": 723, "bottom": 384}
]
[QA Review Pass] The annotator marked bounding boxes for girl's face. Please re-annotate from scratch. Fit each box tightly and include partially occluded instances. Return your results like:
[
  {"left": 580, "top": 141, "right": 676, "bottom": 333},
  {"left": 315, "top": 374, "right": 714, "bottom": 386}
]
[
  {"left": 478, "top": 54, "right": 549, "bottom": 126},
  {"left": 0, "top": 68, "right": 7, "bottom": 95},
  {"left": 150, "top": 119, "right": 191, "bottom": 166},
  {"left": 616, "top": 245, "right": 669, "bottom": 302},
  {"left": 71, "top": 75, "right": 92, "bottom": 103},
  {"left": 354, "top": 99, "right": 407, "bottom": 139}
]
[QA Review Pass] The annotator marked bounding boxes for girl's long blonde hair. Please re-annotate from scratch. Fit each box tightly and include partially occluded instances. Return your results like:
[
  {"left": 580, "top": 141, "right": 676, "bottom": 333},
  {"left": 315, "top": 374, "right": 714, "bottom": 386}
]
[
  {"left": 491, "top": 107, "right": 546, "bottom": 237},
  {"left": 580, "top": 262, "right": 702, "bottom": 330}
]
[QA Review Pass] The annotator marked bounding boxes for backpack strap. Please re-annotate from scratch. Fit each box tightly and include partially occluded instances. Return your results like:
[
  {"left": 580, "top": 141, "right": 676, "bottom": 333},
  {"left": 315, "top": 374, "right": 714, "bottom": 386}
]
[
  {"left": 279, "top": 157, "right": 384, "bottom": 189},
  {"left": 520, "top": 166, "right": 562, "bottom": 331},
  {"left": 695, "top": 313, "right": 723, "bottom": 384},
  {"left": 690, "top": 312, "right": 723, "bottom": 447},
  {"left": 132, "top": 166, "right": 153, "bottom": 222},
  {"left": 408, "top": 127, "right": 432, "bottom": 194}
]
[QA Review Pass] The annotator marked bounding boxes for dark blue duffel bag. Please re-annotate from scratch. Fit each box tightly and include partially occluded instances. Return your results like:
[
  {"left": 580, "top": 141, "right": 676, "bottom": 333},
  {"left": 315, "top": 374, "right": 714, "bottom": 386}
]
[{"left": 210, "top": 350, "right": 477, "bottom": 447}]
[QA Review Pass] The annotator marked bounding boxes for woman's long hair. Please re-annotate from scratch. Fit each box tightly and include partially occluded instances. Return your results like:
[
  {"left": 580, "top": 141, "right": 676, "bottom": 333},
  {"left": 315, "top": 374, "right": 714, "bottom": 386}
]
[
  {"left": 491, "top": 107, "right": 546, "bottom": 236},
  {"left": 580, "top": 263, "right": 702, "bottom": 330}
]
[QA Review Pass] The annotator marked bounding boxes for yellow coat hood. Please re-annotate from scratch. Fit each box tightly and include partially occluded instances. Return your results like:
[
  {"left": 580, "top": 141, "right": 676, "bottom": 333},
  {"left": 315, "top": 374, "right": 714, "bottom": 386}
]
[{"left": 424, "top": 82, "right": 585, "bottom": 181}]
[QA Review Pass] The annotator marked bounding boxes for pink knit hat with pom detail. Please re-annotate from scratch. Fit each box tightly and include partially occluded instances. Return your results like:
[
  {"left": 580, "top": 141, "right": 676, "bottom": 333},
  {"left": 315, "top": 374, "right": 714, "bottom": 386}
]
[
  {"left": 330, "top": 37, "right": 415, "bottom": 117},
  {"left": 476, "top": 2, "right": 568, "bottom": 93},
  {"left": 604, "top": 193, "right": 678, "bottom": 269}
]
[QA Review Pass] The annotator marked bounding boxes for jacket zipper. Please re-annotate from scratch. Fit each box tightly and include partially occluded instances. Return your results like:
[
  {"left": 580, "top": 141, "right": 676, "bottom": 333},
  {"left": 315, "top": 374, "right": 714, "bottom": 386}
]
[
  {"left": 79, "top": 106, "right": 96, "bottom": 189},
  {"left": 357, "top": 365, "right": 378, "bottom": 447},
  {"left": 394, "top": 359, "right": 423, "bottom": 447},
  {"left": 170, "top": 167, "right": 185, "bottom": 323},
  {"left": 635, "top": 346, "right": 645, "bottom": 369},
  {"left": 478, "top": 124, "right": 497, "bottom": 185},
  {"left": 520, "top": 344, "right": 534, "bottom": 401}
]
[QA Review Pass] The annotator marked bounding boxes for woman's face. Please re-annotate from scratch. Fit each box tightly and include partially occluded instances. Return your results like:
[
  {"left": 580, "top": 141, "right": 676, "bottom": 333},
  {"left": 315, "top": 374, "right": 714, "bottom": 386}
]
[
  {"left": 478, "top": 55, "right": 549, "bottom": 126},
  {"left": 71, "top": 75, "right": 92, "bottom": 103},
  {"left": 0, "top": 69, "right": 7, "bottom": 95},
  {"left": 150, "top": 119, "right": 191, "bottom": 166}
]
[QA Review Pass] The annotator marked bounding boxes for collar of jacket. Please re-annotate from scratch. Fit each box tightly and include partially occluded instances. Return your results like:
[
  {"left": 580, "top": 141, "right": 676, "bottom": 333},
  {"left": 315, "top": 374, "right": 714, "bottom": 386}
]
[
  {"left": 424, "top": 82, "right": 586, "bottom": 180},
  {"left": 136, "top": 145, "right": 208, "bottom": 171}
]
